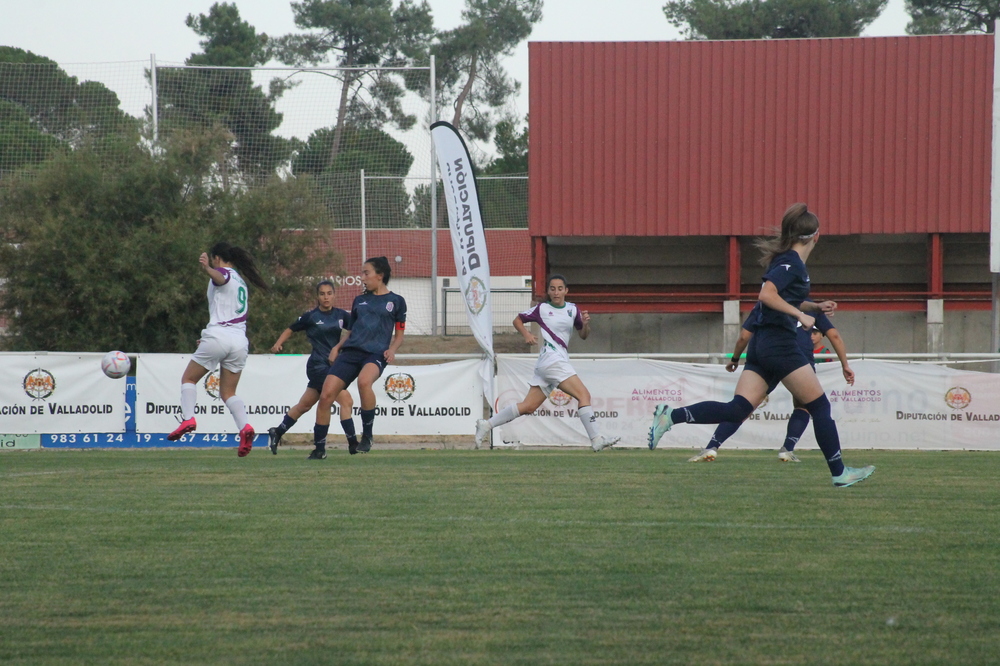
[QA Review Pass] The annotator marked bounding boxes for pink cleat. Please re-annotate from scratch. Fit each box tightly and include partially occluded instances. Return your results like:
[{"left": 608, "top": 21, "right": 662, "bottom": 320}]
[
  {"left": 167, "top": 417, "right": 196, "bottom": 441},
  {"left": 237, "top": 424, "right": 255, "bottom": 457}
]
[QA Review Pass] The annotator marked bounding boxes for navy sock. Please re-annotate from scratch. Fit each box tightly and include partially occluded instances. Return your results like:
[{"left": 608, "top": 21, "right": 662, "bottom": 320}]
[
  {"left": 783, "top": 409, "right": 811, "bottom": 452},
  {"left": 803, "top": 395, "right": 844, "bottom": 476},
  {"left": 672, "top": 396, "right": 754, "bottom": 425},
  {"left": 341, "top": 418, "right": 358, "bottom": 445},
  {"left": 708, "top": 421, "right": 740, "bottom": 450},
  {"left": 275, "top": 414, "right": 296, "bottom": 437},
  {"left": 313, "top": 423, "right": 329, "bottom": 450},
  {"left": 360, "top": 408, "right": 376, "bottom": 439}
]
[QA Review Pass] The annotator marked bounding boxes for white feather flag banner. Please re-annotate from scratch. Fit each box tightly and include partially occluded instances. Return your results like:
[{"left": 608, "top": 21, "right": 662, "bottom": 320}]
[{"left": 431, "top": 121, "right": 495, "bottom": 413}]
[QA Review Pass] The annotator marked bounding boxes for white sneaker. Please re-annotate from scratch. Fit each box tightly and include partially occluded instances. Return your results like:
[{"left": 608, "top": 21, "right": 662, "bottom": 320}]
[
  {"left": 687, "top": 447, "right": 718, "bottom": 462},
  {"left": 591, "top": 435, "right": 620, "bottom": 452},
  {"left": 474, "top": 419, "right": 491, "bottom": 446},
  {"left": 778, "top": 447, "right": 801, "bottom": 463}
]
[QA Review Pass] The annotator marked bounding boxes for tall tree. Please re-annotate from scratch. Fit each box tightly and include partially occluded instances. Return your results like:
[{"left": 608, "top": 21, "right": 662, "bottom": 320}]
[
  {"left": 155, "top": 2, "right": 292, "bottom": 186},
  {"left": 0, "top": 132, "right": 333, "bottom": 353},
  {"left": 272, "top": 0, "right": 434, "bottom": 165},
  {"left": 663, "top": 0, "right": 887, "bottom": 39},
  {"left": 905, "top": 0, "right": 1000, "bottom": 34},
  {"left": 432, "top": 0, "right": 542, "bottom": 142},
  {"left": 479, "top": 116, "right": 528, "bottom": 228},
  {"left": 0, "top": 47, "right": 137, "bottom": 176},
  {"left": 293, "top": 124, "right": 414, "bottom": 228}
]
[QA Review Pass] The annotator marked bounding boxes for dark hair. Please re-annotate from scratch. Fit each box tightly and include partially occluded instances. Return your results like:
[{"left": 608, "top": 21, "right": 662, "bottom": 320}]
[
  {"left": 753, "top": 203, "right": 820, "bottom": 268},
  {"left": 316, "top": 280, "right": 335, "bottom": 294},
  {"left": 365, "top": 256, "right": 392, "bottom": 286},
  {"left": 545, "top": 274, "right": 568, "bottom": 301},
  {"left": 209, "top": 242, "right": 269, "bottom": 291}
]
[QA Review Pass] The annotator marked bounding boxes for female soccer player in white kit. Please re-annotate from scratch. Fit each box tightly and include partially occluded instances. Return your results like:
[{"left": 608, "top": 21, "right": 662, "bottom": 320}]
[
  {"left": 475, "top": 275, "right": 619, "bottom": 451},
  {"left": 167, "top": 242, "right": 269, "bottom": 457}
]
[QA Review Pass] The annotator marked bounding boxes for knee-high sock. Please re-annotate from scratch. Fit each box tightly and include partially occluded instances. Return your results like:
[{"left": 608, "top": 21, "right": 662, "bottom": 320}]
[
  {"left": 707, "top": 421, "right": 740, "bottom": 450},
  {"left": 360, "top": 408, "right": 376, "bottom": 439},
  {"left": 181, "top": 383, "right": 197, "bottom": 420},
  {"left": 340, "top": 417, "right": 358, "bottom": 444},
  {"left": 577, "top": 405, "right": 600, "bottom": 440},
  {"left": 313, "top": 423, "right": 329, "bottom": 449},
  {"left": 274, "top": 414, "right": 296, "bottom": 437},
  {"left": 803, "top": 395, "right": 844, "bottom": 476},
  {"left": 672, "top": 396, "right": 754, "bottom": 425},
  {"left": 783, "top": 409, "right": 811, "bottom": 452},
  {"left": 224, "top": 396, "right": 249, "bottom": 430},
  {"left": 488, "top": 403, "right": 520, "bottom": 428}
]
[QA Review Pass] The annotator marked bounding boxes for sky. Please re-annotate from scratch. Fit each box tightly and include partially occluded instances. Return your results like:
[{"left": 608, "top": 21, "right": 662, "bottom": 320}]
[{"left": 2, "top": 0, "right": 912, "bottom": 116}]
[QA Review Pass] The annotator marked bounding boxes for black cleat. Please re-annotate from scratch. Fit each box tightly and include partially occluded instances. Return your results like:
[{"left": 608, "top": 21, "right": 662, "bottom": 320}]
[
  {"left": 348, "top": 437, "right": 359, "bottom": 455},
  {"left": 358, "top": 434, "right": 372, "bottom": 453},
  {"left": 268, "top": 427, "right": 281, "bottom": 455},
  {"left": 307, "top": 448, "right": 327, "bottom": 460}
]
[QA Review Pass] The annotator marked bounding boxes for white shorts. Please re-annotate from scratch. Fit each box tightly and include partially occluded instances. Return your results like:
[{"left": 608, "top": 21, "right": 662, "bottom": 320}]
[
  {"left": 191, "top": 329, "right": 249, "bottom": 373},
  {"left": 529, "top": 357, "right": 577, "bottom": 396}
]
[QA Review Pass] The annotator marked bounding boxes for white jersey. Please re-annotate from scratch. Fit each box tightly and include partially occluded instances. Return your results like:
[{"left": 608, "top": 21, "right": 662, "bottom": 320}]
[
  {"left": 205, "top": 267, "right": 249, "bottom": 336},
  {"left": 518, "top": 300, "right": 583, "bottom": 365}
]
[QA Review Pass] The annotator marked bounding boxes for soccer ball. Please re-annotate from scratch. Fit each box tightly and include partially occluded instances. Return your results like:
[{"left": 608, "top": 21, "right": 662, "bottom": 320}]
[{"left": 101, "top": 351, "right": 130, "bottom": 379}]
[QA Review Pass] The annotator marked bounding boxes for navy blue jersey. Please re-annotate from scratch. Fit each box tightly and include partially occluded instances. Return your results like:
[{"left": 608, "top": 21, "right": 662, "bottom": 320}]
[
  {"left": 756, "top": 250, "right": 812, "bottom": 333},
  {"left": 343, "top": 292, "right": 407, "bottom": 354},
  {"left": 289, "top": 307, "right": 349, "bottom": 373},
  {"left": 744, "top": 302, "right": 834, "bottom": 356}
]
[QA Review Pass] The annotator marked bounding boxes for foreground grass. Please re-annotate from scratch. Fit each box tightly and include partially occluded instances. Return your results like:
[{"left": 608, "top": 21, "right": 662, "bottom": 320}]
[{"left": 1, "top": 449, "right": 998, "bottom": 665}]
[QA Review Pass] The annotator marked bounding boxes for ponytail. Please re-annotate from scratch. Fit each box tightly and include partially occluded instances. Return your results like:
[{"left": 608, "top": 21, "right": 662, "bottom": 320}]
[
  {"left": 209, "top": 242, "right": 269, "bottom": 291},
  {"left": 753, "top": 203, "right": 820, "bottom": 268}
]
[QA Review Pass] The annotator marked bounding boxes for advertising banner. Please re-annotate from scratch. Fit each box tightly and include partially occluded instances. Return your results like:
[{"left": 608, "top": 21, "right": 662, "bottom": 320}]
[
  {"left": 0, "top": 434, "right": 41, "bottom": 450},
  {"left": 136, "top": 354, "right": 482, "bottom": 436},
  {"left": 494, "top": 358, "right": 1000, "bottom": 450},
  {"left": 431, "top": 121, "right": 493, "bottom": 359},
  {"left": 431, "top": 121, "right": 496, "bottom": 411},
  {"left": 0, "top": 353, "right": 126, "bottom": 434}
]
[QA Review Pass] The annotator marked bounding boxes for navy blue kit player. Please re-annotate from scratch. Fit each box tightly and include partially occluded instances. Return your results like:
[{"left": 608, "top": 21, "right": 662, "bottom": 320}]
[
  {"left": 688, "top": 301, "right": 855, "bottom": 463},
  {"left": 648, "top": 203, "right": 875, "bottom": 488},
  {"left": 310, "top": 257, "right": 406, "bottom": 458},
  {"left": 266, "top": 281, "right": 356, "bottom": 456}
]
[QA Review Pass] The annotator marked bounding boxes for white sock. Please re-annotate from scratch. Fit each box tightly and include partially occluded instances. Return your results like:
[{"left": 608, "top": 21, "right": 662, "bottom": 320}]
[
  {"left": 225, "top": 396, "right": 249, "bottom": 430},
  {"left": 578, "top": 405, "right": 600, "bottom": 440},
  {"left": 489, "top": 403, "right": 521, "bottom": 428},
  {"left": 181, "top": 383, "right": 197, "bottom": 420}
]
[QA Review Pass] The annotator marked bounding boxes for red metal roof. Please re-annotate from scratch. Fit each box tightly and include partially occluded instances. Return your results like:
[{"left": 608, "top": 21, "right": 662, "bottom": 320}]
[{"left": 529, "top": 36, "right": 993, "bottom": 237}]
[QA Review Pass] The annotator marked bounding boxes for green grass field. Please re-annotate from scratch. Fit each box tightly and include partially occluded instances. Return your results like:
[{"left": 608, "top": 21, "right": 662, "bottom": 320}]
[{"left": 2, "top": 448, "right": 998, "bottom": 665}]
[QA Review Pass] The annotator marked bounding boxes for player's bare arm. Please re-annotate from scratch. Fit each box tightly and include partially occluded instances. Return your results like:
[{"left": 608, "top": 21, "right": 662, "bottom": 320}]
[
  {"left": 513, "top": 315, "right": 537, "bottom": 346},
  {"left": 578, "top": 310, "right": 591, "bottom": 340},
  {"left": 270, "top": 328, "right": 294, "bottom": 353},
  {"left": 200, "top": 252, "right": 228, "bottom": 286}
]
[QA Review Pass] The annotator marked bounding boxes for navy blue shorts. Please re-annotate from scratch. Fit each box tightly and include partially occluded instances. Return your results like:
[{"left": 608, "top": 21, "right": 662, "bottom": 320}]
[
  {"left": 306, "top": 364, "right": 330, "bottom": 393},
  {"left": 744, "top": 329, "right": 812, "bottom": 393},
  {"left": 327, "top": 348, "right": 387, "bottom": 386}
]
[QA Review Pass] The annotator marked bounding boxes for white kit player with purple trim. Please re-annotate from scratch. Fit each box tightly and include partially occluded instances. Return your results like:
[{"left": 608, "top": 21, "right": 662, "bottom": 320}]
[
  {"left": 169, "top": 243, "right": 268, "bottom": 458},
  {"left": 191, "top": 265, "right": 250, "bottom": 374},
  {"left": 518, "top": 300, "right": 584, "bottom": 395},
  {"left": 474, "top": 275, "right": 619, "bottom": 451}
]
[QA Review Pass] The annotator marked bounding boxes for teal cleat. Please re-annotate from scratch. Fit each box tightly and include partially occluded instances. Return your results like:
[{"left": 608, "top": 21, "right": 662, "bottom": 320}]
[
  {"left": 832, "top": 465, "right": 875, "bottom": 487},
  {"left": 648, "top": 404, "right": 674, "bottom": 450}
]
